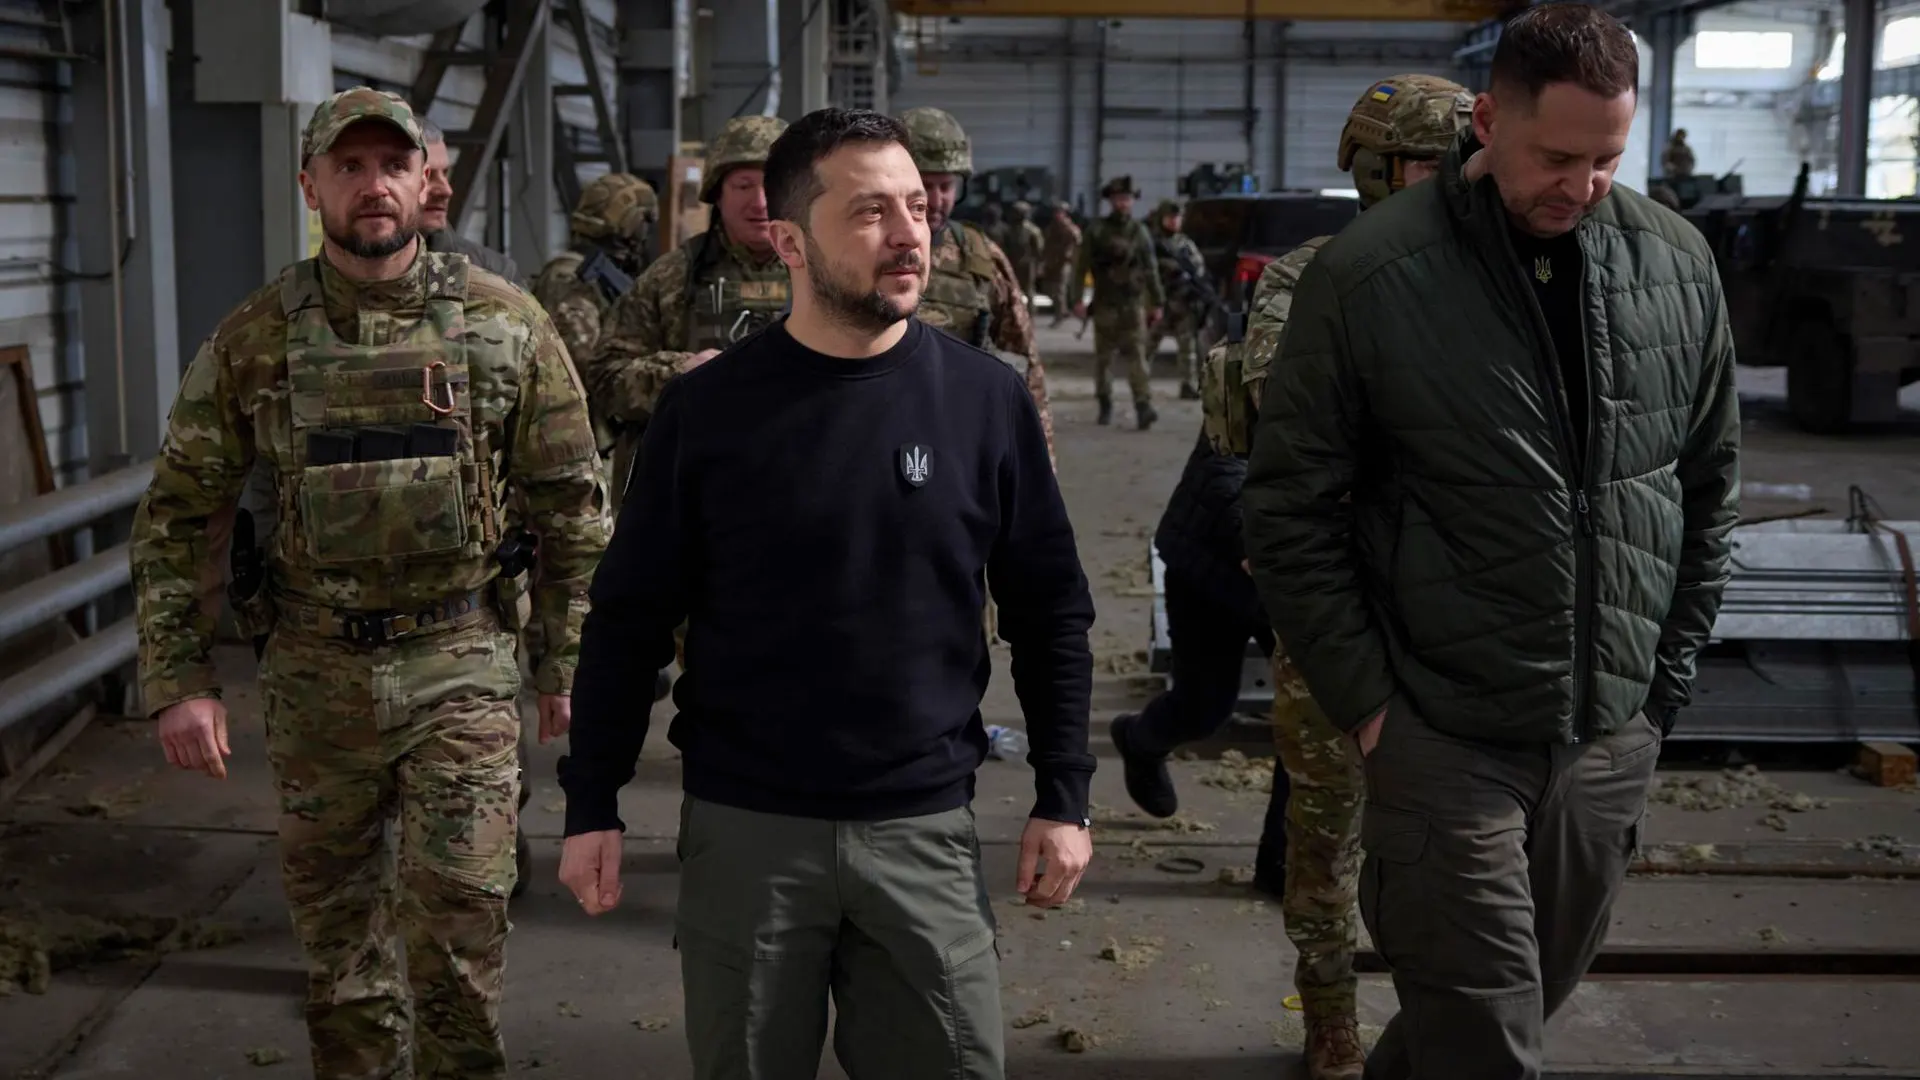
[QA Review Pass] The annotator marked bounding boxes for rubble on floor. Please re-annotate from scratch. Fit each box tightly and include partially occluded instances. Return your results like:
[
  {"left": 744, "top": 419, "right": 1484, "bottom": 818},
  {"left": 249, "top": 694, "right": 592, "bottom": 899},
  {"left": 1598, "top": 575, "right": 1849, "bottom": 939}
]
[
  {"left": 0, "top": 905, "right": 242, "bottom": 996},
  {"left": 1647, "top": 764, "right": 1830, "bottom": 814}
]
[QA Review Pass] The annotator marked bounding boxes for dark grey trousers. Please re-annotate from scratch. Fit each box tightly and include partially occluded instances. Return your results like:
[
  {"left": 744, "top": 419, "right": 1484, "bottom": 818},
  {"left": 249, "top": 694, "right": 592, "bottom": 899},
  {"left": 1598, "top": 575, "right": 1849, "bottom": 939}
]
[
  {"left": 673, "top": 796, "right": 1005, "bottom": 1080},
  {"left": 1358, "top": 699, "right": 1661, "bottom": 1080}
]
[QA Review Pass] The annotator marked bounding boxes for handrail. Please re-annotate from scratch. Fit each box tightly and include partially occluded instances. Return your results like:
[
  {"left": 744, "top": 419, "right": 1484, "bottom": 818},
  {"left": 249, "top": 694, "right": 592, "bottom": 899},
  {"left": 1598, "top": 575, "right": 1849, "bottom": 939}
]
[
  {"left": 0, "top": 543, "right": 131, "bottom": 646},
  {"left": 0, "top": 461, "right": 153, "bottom": 556},
  {"left": 0, "top": 619, "right": 138, "bottom": 734}
]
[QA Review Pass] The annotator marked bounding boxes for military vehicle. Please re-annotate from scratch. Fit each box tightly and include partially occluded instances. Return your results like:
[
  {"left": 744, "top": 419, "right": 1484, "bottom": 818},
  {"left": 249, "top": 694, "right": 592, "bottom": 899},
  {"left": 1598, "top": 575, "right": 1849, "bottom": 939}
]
[
  {"left": 951, "top": 166, "right": 1067, "bottom": 226},
  {"left": 1178, "top": 163, "right": 1261, "bottom": 200},
  {"left": 1648, "top": 168, "right": 1744, "bottom": 210},
  {"left": 1684, "top": 163, "right": 1920, "bottom": 432}
]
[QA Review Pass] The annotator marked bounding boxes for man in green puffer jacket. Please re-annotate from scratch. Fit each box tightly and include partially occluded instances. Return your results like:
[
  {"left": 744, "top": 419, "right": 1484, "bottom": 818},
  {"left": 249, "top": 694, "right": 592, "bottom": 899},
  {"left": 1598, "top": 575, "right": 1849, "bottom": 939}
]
[{"left": 1241, "top": 4, "right": 1742, "bottom": 1078}]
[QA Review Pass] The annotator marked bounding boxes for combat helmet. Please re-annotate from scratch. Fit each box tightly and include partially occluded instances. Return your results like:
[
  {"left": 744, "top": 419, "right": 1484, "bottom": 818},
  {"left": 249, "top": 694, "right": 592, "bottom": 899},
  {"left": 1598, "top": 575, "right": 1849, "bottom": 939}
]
[
  {"left": 1335, "top": 74, "right": 1473, "bottom": 207},
  {"left": 701, "top": 115, "right": 788, "bottom": 203},
  {"left": 1152, "top": 198, "right": 1182, "bottom": 226},
  {"left": 571, "top": 172, "right": 658, "bottom": 243},
  {"left": 898, "top": 106, "right": 972, "bottom": 175},
  {"left": 1009, "top": 199, "right": 1032, "bottom": 221},
  {"left": 1101, "top": 175, "right": 1140, "bottom": 199}
]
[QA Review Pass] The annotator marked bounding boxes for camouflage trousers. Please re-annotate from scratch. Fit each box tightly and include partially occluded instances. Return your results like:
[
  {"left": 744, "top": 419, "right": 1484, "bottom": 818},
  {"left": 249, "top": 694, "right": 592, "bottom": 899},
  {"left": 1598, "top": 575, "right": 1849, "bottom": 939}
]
[
  {"left": 259, "top": 621, "right": 522, "bottom": 1079},
  {"left": 1152, "top": 312, "right": 1203, "bottom": 391},
  {"left": 1091, "top": 303, "right": 1152, "bottom": 407},
  {"left": 1046, "top": 264, "right": 1076, "bottom": 316},
  {"left": 1269, "top": 647, "right": 1364, "bottom": 1019}
]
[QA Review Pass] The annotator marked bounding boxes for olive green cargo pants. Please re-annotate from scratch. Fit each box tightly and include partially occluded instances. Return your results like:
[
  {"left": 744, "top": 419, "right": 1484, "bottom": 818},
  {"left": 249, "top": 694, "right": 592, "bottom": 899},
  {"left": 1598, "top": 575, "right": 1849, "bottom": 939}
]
[
  {"left": 1358, "top": 697, "right": 1661, "bottom": 1080},
  {"left": 674, "top": 797, "right": 1005, "bottom": 1080}
]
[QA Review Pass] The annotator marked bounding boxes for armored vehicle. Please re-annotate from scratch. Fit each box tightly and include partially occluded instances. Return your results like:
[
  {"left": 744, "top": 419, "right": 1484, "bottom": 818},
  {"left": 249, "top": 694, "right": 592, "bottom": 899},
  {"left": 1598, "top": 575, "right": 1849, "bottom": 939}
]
[{"left": 1683, "top": 163, "right": 1919, "bottom": 432}]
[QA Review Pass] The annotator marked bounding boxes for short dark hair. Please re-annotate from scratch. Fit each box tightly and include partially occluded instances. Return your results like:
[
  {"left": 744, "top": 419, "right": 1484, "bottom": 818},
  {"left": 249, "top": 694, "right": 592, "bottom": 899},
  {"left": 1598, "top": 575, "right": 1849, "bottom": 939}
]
[
  {"left": 763, "top": 108, "right": 912, "bottom": 226},
  {"left": 1489, "top": 2, "right": 1639, "bottom": 105}
]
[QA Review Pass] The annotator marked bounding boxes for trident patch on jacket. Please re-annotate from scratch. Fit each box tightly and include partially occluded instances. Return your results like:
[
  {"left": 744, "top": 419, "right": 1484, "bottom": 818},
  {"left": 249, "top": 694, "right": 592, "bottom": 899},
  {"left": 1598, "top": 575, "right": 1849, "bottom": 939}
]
[{"left": 899, "top": 444, "right": 932, "bottom": 487}]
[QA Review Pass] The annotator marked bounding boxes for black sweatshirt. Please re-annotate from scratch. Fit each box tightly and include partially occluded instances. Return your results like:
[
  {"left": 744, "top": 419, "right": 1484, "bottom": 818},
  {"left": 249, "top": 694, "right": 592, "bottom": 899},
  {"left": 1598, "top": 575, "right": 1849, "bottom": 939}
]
[{"left": 559, "top": 318, "right": 1097, "bottom": 836}]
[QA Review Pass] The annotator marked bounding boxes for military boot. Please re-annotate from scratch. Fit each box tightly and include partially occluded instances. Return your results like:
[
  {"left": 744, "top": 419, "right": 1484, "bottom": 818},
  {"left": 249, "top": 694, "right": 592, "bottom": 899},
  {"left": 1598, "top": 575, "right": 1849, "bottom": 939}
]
[
  {"left": 1110, "top": 713, "right": 1178, "bottom": 818},
  {"left": 1136, "top": 402, "right": 1158, "bottom": 431},
  {"left": 1302, "top": 1012, "right": 1367, "bottom": 1080},
  {"left": 1097, "top": 398, "right": 1113, "bottom": 425}
]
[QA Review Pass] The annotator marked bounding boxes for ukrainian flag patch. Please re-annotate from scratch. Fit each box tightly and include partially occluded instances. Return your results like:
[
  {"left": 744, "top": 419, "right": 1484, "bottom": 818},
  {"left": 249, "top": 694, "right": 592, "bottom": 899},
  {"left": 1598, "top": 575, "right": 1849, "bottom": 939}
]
[{"left": 1370, "top": 84, "right": 1396, "bottom": 102}]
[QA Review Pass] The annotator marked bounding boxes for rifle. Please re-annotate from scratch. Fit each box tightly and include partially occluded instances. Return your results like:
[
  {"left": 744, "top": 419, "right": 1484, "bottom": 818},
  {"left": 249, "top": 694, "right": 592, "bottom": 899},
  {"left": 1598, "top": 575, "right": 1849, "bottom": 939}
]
[
  {"left": 577, "top": 245, "right": 635, "bottom": 304},
  {"left": 1154, "top": 237, "right": 1224, "bottom": 324}
]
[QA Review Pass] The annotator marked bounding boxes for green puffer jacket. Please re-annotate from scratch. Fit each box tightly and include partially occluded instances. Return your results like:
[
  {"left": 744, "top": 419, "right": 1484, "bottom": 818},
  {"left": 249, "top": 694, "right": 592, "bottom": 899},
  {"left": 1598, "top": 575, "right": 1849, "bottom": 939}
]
[{"left": 1242, "top": 133, "right": 1742, "bottom": 746}]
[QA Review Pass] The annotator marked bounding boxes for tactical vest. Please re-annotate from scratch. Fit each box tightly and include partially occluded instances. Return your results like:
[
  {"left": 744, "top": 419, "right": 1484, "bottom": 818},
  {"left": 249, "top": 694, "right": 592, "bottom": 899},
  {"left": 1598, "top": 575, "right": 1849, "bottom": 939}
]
[
  {"left": 532, "top": 250, "right": 587, "bottom": 311},
  {"left": 1200, "top": 235, "right": 1330, "bottom": 456},
  {"left": 681, "top": 232, "right": 790, "bottom": 352},
  {"left": 918, "top": 221, "right": 997, "bottom": 347},
  {"left": 1090, "top": 217, "right": 1152, "bottom": 296},
  {"left": 274, "top": 253, "right": 497, "bottom": 569}
]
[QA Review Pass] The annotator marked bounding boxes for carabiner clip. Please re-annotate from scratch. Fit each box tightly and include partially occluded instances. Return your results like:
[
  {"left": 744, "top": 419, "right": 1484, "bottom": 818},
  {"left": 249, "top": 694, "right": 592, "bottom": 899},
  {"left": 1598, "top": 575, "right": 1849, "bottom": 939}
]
[{"left": 421, "top": 360, "right": 455, "bottom": 416}]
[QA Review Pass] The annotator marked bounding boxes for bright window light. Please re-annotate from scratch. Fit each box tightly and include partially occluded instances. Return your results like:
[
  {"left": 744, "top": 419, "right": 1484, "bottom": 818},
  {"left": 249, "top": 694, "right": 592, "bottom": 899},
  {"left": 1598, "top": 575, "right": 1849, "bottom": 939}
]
[
  {"left": 1817, "top": 33, "right": 1844, "bottom": 81},
  {"left": 1319, "top": 188, "right": 1359, "bottom": 199},
  {"left": 1693, "top": 30, "right": 1795, "bottom": 70},
  {"left": 1883, "top": 17, "right": 1920, "bottom": 66}
]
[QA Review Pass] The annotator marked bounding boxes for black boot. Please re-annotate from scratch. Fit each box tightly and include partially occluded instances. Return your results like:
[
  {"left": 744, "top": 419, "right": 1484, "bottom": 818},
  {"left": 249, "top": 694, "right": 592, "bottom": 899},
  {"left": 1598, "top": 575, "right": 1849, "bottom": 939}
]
[
  {"left": 1110, "top": 713, "right": 1178, "bottom": 818},
  {"left": 1097, "top": 398, "right": 1113, "bottom": 425},
  {"left": 1136, "top": 401, "right": 1158, "bottom": 431}
]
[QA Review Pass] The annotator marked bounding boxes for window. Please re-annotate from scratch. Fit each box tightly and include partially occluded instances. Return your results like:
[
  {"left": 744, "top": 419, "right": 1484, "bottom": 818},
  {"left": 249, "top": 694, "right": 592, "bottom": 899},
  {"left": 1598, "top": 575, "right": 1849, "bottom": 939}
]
[
  {"left": 1817, "top": 33, "right": 1843, "bottom": 81},
  {"left": 1883, "top": 17, "right": 1920, "bottom": 67},
  {"left": 1692, "top": 30, "right": 1795, "bottom": 70}
]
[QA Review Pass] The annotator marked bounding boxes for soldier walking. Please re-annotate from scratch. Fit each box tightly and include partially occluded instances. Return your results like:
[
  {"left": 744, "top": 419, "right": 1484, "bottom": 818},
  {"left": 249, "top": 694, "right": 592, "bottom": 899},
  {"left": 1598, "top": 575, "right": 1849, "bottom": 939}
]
[
  {"left": 588, "top": 115, "right": 792, "bottom": 508},
  {"left": 532, "top": 172, "right": 658, "bottom": 386},
  {"left": 1204, "top": 73, "right": 1473, "bottom": 1080},
  {"left": 129, "top": 88, "right": 610, "bottom": 1079},
  {"left": 1073, "top": 177, "right": 1163, "bottom": 429},
  {"left": 1149, "top": 198, "right": 1210, "bottom": 400},
  {"left": 897, "top": 106, "right": 1057, "bottom": 466},
  {"left": 1003, "top": 199, "right": 1046, "bottom": 303},
  {"left": 1041, "top": 201, "right": 1082, "bottom": 326},
  {"left": 1662, "top": 127, "right": 1695, "bottom": 178}
]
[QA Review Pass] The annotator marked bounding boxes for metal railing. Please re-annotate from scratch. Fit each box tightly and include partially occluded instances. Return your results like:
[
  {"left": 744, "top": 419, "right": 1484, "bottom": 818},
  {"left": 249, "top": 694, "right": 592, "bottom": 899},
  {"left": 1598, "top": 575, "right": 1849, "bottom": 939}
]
[{"left": 0, "top": 462, "right": 152, "bottom": 734}]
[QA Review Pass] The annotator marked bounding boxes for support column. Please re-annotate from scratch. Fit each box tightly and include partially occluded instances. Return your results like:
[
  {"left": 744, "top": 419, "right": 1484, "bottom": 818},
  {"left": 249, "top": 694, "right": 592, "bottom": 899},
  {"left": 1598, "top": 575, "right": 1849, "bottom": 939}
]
[
  {"left": 695, "top": 0, "right": 778, "bottom": 137},
  {"left": 1645, "top": 11, "right": 1678, "bottom": 186},
  {"left": 73, "top": 0, "right": 180, "bottom": 476},
  {"left": 1836, "top": 0, "right": 1877, "bottom": 196},
  {"left": 778, "top": 0, "right": 829, "bottom": 120},
  {"left": 618, "top": 0, "right": 679, "bottom": 192},
  {"left": 510, "top": 17, "right": 556, "bottom": 269},
  {"left": 1271, "top": 21, "right": 1288, "bottom": 188}
]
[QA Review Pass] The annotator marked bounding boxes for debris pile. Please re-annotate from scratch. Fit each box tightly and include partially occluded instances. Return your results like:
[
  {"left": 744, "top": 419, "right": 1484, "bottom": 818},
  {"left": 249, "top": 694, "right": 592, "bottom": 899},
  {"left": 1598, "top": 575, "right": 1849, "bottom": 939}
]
[
  {"left": 1197, "top": 749, "right": 1275, "bottom": 795},
  {"left": 1845, "top": 834, "right": 1910, "bottom": 860},
  {"left": 1647, "top": 765, "right": 1829, "bottom": 814},
  {"left": 0, "top": 906, "right": 243, "bottom": 996},
  {"left": 1098, "top": 934, "right": 1164, "bottom": 972},
  {"left": 1011, "top": 1006, "right": 1054, "bottom": 1029}
]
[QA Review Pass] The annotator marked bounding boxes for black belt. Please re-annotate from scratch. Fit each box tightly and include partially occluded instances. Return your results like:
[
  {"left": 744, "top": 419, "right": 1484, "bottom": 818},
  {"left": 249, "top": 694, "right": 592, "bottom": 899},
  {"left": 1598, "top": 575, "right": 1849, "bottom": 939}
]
[{"left": 280, "top": 590, "right": 489, "bottom": 647}]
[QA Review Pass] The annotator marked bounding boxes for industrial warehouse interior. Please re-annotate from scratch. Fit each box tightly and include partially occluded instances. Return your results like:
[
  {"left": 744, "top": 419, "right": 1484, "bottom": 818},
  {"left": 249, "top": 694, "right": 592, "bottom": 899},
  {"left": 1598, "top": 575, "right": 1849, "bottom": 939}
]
[{"left": 1, "top": 0, "right": 1917, "bottom": 1077}]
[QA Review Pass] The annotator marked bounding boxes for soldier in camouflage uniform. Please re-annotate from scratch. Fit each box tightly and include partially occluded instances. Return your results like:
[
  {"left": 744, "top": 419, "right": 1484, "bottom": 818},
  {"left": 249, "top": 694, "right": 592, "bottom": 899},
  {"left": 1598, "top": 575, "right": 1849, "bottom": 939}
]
[
  {"left": 1041, "top": 200, "right": 1082, "bottom": 326},
  {"left": 532, "top": 172, "right": 658, "bottom": 382},
  {"left": 130, "top": 88, "right": 610, "bottom": 1080},
  {"left": 1662, "top": 127, "right": 1696, "bottom": 178},
  {"left": 1203, "top": 73, "right": 1472, "bottom": 1080},
  {"left": 1149, "top": 198, "right": 1210, "bottom": 401},
  {"left": 1074, "top": 176, "right": 1164, "bottom": 429},
  {"left": 588, "top": 115, "right": 792, "bottom": 508},
  {"left": 897, "top": 105, "right": 1057, "bottom": 466},
  {"left": 1003, "top": 199, "right": 1046, "bottom": 305}
]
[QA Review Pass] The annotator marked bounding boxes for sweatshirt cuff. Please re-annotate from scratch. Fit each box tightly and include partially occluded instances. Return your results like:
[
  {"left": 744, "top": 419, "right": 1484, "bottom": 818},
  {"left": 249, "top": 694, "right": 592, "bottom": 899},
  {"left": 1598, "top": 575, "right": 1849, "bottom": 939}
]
[
  {"left": 556, "top": 756, "right": 628, "bottom": 837},
  {"left": 1031, "top": 766, "right": 1093, "bottom": 826}
]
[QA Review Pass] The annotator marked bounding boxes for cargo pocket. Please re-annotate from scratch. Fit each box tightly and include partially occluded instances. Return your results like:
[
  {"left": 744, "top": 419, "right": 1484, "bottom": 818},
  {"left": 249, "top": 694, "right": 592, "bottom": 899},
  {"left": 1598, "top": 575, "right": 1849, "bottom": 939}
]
[
  {"left": 298, "top": 454, "right": 468, "bottom": 563},
  {"left": 940, "top": 926, "right": 1003, "bottom": 1073},
  {"left": 1358, "top": 804, "right": 1429, "bottom": 973}
]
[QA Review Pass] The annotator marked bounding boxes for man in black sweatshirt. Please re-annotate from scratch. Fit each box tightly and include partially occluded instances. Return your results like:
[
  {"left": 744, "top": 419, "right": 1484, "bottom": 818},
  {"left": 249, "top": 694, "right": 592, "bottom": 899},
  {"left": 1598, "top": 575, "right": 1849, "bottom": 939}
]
[{"left": 557, "top": 108, "right": 1097, "bottom": 1080}]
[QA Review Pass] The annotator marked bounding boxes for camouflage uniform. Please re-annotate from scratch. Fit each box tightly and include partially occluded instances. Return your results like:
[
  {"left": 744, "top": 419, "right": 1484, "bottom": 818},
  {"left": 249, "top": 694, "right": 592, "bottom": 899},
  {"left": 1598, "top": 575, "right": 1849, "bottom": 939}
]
[
  {"left": 1205, "top": 74, "right": 1473, "bottom": 1080},
  {"left": 897, "top": 106, "right": 1057, "bottom": 469},
  {"left": 1074, "top": 175, "right": 1164, "bottom": 428},
  {"left": 532, "top": 172, "right": 658, "bottom": 401},
  {"left": 1003, "top": 199, "right": 1046, "bottom": 302},
  {"left": 129, "top": 89, "right": 610, "bottom": 1080},
  {"left": 1041, "top": 203, "right": 1082, "bottom": 324},
  {"left": 587, "top": 116, "right": 791, "bottom": 509},
  {"left": 1149, "top": 198, "right": 1209, "bottom": 400},
  {"left": 1662, "top": 129, "right": 1696, "bottom": 178}
]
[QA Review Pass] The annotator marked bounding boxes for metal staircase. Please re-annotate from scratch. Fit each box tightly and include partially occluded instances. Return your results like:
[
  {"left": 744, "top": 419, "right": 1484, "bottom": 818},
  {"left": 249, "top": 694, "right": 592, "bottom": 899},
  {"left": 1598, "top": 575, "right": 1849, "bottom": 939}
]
[{"left": 407, "top": 0, "right": 628, "bottom": 232}]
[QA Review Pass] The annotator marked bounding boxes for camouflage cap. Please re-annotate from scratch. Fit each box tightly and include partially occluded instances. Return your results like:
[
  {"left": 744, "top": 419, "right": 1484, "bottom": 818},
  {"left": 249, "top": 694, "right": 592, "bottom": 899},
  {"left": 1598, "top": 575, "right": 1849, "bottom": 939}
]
[
  {"left": 897, "top": 107, "right": 972, "bottom": 175},
  {"left": 701, "top": 115, "right": 788, "bottom": 203},
  {"left": 572, "top": 172, "right": 658, "bottom": 241},
  {"left": 1153, "top": 198, "right": 1183, "bottom": 221},
  {"left": 302, "top": 86, "right": 426, "bottom": 162},
  {"left": 1336, "top": 74, "right": 1473, "bottom": 171}
]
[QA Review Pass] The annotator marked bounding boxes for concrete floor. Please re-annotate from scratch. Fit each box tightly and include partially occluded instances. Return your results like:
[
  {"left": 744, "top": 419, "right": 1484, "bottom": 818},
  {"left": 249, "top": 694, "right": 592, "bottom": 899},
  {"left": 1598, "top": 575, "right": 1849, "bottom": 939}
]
[{"left": 2, "top": 323, "right": 1919, "bottom": 1079}]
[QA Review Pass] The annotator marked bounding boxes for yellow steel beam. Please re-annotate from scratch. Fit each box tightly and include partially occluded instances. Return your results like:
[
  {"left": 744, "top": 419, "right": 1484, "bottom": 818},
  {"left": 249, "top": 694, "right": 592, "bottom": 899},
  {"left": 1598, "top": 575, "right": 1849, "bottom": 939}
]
[{"left": 891, "top": 0, "right": 1516, "bottom": 20}]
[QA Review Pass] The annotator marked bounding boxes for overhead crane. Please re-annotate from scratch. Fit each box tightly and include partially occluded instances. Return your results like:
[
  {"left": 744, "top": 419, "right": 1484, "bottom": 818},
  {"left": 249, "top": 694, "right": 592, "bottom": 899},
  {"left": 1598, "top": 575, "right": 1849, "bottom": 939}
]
[{"left": 890, "top": 0, "right": 1523, "bottom": 22}]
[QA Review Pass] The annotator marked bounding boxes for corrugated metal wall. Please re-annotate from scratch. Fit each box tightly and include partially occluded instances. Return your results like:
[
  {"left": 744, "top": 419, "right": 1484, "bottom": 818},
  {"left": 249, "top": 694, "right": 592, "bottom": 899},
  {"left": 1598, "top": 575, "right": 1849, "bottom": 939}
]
[{"left": 0, "top": 50, "right": 81, "bottom": 484}]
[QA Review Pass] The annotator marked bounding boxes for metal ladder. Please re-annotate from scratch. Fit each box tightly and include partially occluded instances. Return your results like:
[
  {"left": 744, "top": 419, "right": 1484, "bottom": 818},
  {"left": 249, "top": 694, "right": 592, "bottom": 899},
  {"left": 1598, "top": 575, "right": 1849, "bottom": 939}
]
[
  {"left": 407, "top": 0, "right": 628, "bottom": 231},
  {"left": 0, "top": 0, "right": 81, "bottom": 64}
]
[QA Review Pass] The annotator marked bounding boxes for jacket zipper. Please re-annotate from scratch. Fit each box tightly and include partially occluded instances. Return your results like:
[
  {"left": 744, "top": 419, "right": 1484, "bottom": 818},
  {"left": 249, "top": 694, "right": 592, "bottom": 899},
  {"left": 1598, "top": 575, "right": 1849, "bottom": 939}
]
[{"left": 1496, "top": 217, "right": 1596, "bottom": 744}]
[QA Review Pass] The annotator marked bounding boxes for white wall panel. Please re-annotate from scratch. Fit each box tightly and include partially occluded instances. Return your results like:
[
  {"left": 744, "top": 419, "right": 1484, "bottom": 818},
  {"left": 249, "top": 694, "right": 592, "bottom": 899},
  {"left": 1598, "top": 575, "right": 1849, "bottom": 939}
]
[{"left": 891, "top": 59, "right": 1069, "bottom": 175}]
